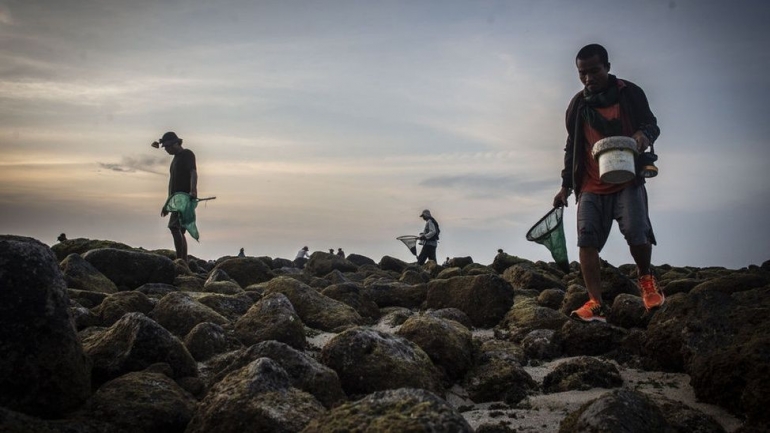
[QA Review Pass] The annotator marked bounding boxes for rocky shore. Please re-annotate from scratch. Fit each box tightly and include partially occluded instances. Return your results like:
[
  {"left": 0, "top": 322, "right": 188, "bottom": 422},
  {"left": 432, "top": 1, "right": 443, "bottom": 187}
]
[{"left": 1, "top": 234, "right": 768, "bottom": 432}]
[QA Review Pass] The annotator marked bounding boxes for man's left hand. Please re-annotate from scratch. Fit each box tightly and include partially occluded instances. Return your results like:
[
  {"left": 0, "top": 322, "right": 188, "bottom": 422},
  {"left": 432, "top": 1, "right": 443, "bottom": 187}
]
[{"left": 632, "top": 131, "right": 650, "bottom": 153}]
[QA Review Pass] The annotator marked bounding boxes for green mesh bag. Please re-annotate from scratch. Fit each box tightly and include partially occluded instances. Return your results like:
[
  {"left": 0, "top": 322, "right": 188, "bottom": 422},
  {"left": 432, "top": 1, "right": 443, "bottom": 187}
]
[
  {"left": 526, "top": 207, "right": 569, "bottom": 272},
  {"left": 163, "top": 193, "right": 199, "bottom": 241}
]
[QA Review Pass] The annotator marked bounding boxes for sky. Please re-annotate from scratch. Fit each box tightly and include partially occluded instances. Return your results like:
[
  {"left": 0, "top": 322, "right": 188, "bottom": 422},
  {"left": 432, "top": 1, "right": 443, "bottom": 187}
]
[{"left": 1, "top": 0, "right": 769, "bottom": 269}]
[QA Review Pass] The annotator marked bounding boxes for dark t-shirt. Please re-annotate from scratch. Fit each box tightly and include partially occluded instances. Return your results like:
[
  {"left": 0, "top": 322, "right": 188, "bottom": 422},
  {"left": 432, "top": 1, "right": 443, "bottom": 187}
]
[{"left": 168, "top": 148, "right": 196, "bottom": 195}]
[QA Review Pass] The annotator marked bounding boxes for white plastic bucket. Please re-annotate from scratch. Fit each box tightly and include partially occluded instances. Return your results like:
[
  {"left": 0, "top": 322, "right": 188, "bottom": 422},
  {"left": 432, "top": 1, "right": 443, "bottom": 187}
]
[{"left": 591, "top": 136, "right": 638, "bottom": 184}]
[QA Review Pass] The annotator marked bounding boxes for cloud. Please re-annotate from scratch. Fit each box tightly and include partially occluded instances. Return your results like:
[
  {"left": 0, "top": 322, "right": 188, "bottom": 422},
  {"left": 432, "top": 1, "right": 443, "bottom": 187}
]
[
  {"left": 0, "top": 4, "right": 13, "bottom": 26},
  {"left": 419, "top": 173, "right": 553, "bottom": 198},
  {"left": 98, "top": 155, "right": 166, "bottom": 175}
]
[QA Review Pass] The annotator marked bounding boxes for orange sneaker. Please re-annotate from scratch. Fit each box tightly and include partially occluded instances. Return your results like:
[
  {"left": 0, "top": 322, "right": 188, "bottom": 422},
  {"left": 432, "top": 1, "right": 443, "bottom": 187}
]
[
  {"left": 639, "top": 274, "right": 664, "bottom": 310},
  {"left": 570, "top": 299, "right": 607, "bottom": 322}
]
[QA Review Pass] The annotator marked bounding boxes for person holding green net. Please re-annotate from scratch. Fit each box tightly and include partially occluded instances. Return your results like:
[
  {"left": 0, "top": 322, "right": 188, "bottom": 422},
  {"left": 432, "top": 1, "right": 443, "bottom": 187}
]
[
  {"left": 156, "top": 131, "right": 197, "bottom": 262},
  {"left": 553, "top": 44, "right": 664, "bottom": 322}
]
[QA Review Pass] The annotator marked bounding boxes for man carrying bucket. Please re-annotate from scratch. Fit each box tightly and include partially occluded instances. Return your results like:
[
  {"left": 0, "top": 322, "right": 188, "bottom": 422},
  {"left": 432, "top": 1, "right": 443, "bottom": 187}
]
[{"left": 552, "top": 44, "right": 664, "bottom": 322}]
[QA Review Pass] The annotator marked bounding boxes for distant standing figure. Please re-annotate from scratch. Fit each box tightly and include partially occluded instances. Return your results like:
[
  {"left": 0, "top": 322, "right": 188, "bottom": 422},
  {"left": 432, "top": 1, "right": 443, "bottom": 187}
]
[
  {"left": 57, "top": 233, "right": 67, "bottom": 242},
  {"left": 238, "top": 248, "right": 245, "bottom": 257},
  {"left": 157, "top": 131, "right": 197, "bottom": 262},
  {"left": 337, "top": 248, "right": 345, "bottom": 258},
  {"left": 329, "top": 248, "right": 334, "bottom": 254},
  {"left": 294, "top": 246, "right": 310, "bottom": 268},
  {"left": 417, "top": 209, "right": 440, "bottom": 266}
]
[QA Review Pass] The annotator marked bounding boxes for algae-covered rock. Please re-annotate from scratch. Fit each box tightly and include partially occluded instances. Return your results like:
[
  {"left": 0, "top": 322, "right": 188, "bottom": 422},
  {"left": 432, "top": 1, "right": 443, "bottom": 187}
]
[
  {"left": 186, "top": 358, "right": 325, "bottom": 433},
  {"left": 320, "top": 327, "right": 443, "bottom": 397},
  {"left": 301, "top": 388, "right": 472, "bottom": 433}
]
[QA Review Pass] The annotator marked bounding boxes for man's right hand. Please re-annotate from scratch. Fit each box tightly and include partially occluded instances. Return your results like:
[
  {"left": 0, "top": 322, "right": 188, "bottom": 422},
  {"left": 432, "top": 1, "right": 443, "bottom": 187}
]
[{"left": 553, "top": 187, "right": 570, "bottom": 208}]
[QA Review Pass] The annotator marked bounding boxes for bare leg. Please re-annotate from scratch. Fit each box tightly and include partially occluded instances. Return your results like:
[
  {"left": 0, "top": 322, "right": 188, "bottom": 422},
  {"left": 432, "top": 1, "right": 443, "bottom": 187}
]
[
  {"left": 170, "top": 228, "right": 188, "bottom": 262},
  {"left": 579, "top": 246, "right": 603, "bottom": 304},
  {"left": 630, "top": 242, "right": 652, "bottom": 275}
]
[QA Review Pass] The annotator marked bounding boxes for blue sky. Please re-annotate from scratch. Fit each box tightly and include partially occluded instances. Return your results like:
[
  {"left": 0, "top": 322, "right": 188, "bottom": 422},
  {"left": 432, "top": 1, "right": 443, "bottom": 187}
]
[{"left": 1, "top": 0, "right": 768, "bottom": 268}]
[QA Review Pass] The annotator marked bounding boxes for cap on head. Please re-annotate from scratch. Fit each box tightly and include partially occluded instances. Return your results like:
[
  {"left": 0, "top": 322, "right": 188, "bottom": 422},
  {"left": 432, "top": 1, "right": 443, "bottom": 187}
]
[
  {"left": 159, "top": 131, "right": 182, "bottom": 147},
  {"left": 419, "top": 209, "right": 432, "bottom": 218}
]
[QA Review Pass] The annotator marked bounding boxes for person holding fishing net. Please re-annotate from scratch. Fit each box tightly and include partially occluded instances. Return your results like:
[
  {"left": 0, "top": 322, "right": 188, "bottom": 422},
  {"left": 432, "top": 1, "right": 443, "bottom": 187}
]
[
  {"left": 552, "top": 44, "right": 664, "bottom": 322},
  {"left": 397, "top": 209, "right": 440, "bottom": 265},
  {"left": 152, "top": 131, "right": 213, "bottom": 262}
]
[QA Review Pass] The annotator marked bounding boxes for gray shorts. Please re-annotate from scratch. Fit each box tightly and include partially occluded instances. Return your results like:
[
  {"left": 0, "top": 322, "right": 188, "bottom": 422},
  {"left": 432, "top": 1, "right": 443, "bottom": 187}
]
[{"left": 576, "top": 184, "right": 656, "bottom": 251}]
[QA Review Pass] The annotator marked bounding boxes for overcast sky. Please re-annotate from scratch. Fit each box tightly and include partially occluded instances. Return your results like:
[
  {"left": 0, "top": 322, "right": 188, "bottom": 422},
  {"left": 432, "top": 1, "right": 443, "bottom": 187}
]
[{"left": 1, "top": 0, "right": 768, "bottom": 268}]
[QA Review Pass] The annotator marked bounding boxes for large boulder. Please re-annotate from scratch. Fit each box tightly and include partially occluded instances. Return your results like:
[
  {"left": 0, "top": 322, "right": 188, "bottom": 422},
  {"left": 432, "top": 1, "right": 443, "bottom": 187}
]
[
  {"left": 0, "top": 235, "right": 92, "bottom": 418},
  {"left": 184, "top": 322, "right": 231, "bottom": 362},
  {"left": 150, "top": 292, "right": 230, "bottom": 338},
  {"left": 72, "top": 371, "right": 197, "bottom": 433},
  {"left": 521, "top": 329, "right": 562, "bottom": 361},
  {"left": 211, "top": 257, "right": 274, "bottom": 288},
  {"left": 689, "top": 272, "right": 770, "bottom": 295},
  {"left": 82, "top": 312, "right": 197, "bottom": 386},
  {"left": 426, "top": 274, "right": 514, "bottom": 328},
  {"left": 51, "top": 237, "right": 133, "bottom": 261},
  {"left": 263, "top": 276, "right": 364, "bottom": 332},
  {"left": 186, "top": 358, "right": 325, "bottom": 433},
  {"left": 379, "top": 255, "right": 409, "bottom": 273},
  {"left": 301, "top": 388, "right": 473, "bottom": 433},
  {"left": 234, "top": 292, "right": 307, "bottom": 349},
  {"left": 464, "top": 263, "right": 496, "bottom": 276},
  {"left": 320, "top": 327, "right": 443, "bottom": 397},
  {"left": 136, "top": 282, "right": 179, "bottom": 298},
  {"left": 305, "top": 251, "right": 358, "bottom": 277},
  {"left": 82, "top": 248, "right": 176, "bottom": 291},
  {"left": 559, "top": 389, "right": 675, "bottom": 433},
  {"left": 447, "top": 256, "right": 474, "bottom": 268},
  {"left": 321, "top": 282, "right": 381, "bottom": 321},
  {"left": 67, "top": 288, "right": 108, "bottom": 309},
  {"left": 346, "top": 253, "right": 377, "bottom": 267},
  {"left": 558, "top": 320, "right": 628, "bottom": 357},
  {"left": 208, "top": 341, "right": 346, "bottom": 409},
  {"left": 426, "top": 308, "right": 473, "bottom": 329},
  {"left": 502, "top": 262, "right": 566, "bottom": 292},
  {"left": 363, "top": 280, "right": 428, "bottom": 309},
  {"left": 91, "top": 291, "right": 155, "bottom": 327},
  {"left": 500, "top": 297, "right": 569, "bottom": 341},
  {"left": 542, "top": 356, "right": 623, "bottom": 393},
  {"left": 0, "top": 406, "right": 114, "bottom": 432},
  {"left": 395, "top": 314, "right": 474, "bottom": 381},
  {"left": 656, "top": 397, "right": 727, "bottom": 433},
  {"left": 646, "top": 284, "right": 770, "bottom": 426},
  {"left": 608, "top": 293, "right": 651, "bottom": 329},
  {"left": 197, "top": 292, "right": 255, "bottom": 322},
  {"left": 490, "top": 252, "right": 531, "bottom": 274},
  {"left": 462, "top": 345, "right": 535, "bottom": 405},
  {"left": 60, "top": 253, "right": 118, "bottom": 294},
  {"left": 400, "top": 268, "right": 431, "bottom": 285}
]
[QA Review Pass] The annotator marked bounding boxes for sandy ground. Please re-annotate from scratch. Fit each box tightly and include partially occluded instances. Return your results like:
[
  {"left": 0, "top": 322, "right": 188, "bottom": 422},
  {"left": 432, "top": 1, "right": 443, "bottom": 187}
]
[
  {"left": 452, "top": 357, "right": 743, "bottom": 432},
  {"left": 306, "top": 327, "right": 744, "bottom": 432}
]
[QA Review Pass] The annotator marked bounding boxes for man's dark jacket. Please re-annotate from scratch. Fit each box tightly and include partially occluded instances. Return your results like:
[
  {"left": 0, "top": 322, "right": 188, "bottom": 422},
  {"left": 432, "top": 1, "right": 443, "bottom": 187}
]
[{"left": 560, "top": 75, "right": 660, "bottom": 196}]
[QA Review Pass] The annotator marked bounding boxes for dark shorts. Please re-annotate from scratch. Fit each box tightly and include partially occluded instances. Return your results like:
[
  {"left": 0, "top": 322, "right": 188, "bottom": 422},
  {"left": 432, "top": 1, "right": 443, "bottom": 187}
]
[
  {"left": 576, "top": 184, "right": 656, "bottom": 251},
  {"left": 167, "top": 212, "right": 186, "bottom": 233}
]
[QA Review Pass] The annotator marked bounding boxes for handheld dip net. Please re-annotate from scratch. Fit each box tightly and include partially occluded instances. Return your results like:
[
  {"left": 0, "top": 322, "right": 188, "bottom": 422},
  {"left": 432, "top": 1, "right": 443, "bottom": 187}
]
[
  {"left": 396, "top": 235, "right": 419, "bottom": 256},
  {"left": 163, "top": 193, "right": 216, "bottom": 241},
  {"left": 526, "top": 207, "right": 570, "bottom": 272}
]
